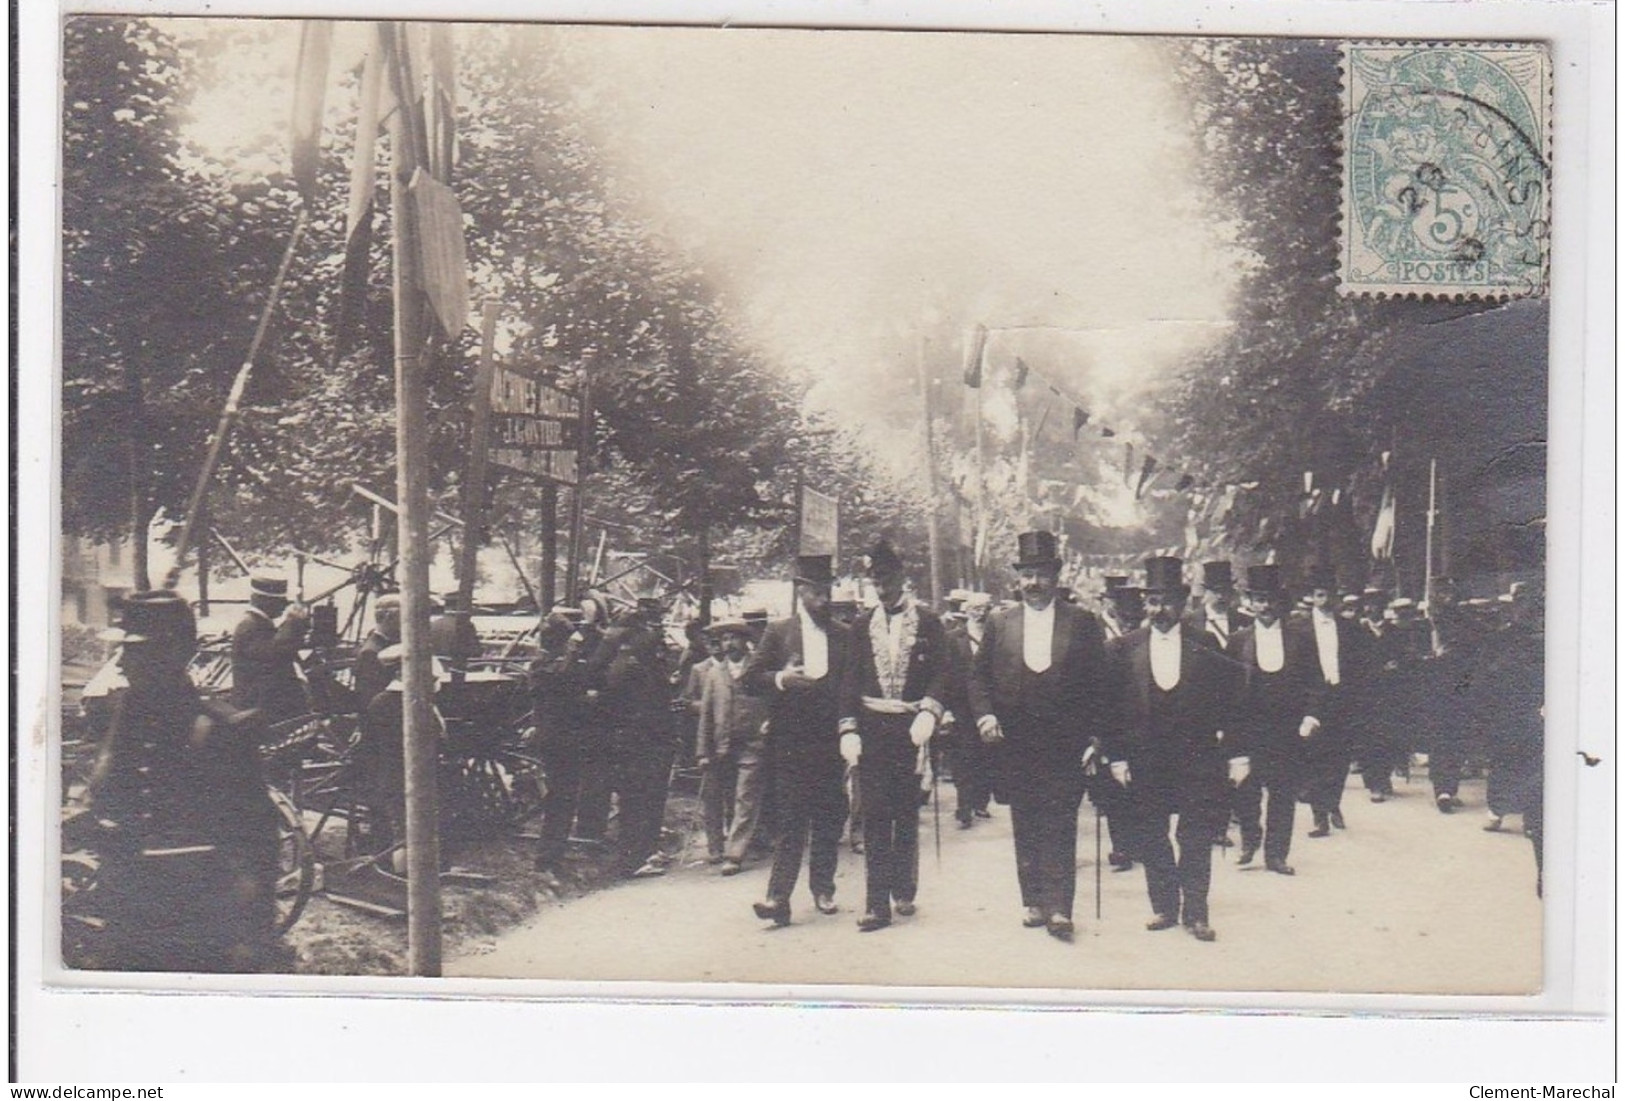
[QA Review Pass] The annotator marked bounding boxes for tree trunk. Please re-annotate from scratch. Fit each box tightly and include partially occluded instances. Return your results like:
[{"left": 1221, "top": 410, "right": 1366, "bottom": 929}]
[{"left": 127, "top": 363, "right": 151, "bottom": 591}]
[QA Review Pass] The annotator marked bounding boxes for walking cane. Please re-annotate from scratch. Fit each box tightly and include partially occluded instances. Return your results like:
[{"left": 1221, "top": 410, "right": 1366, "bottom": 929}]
[{"left": 1095, "top": 801, "right": 1103, "bottom": 922}]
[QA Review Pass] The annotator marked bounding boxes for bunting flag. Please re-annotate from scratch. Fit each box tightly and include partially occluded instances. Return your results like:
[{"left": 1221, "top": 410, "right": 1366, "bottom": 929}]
[
  {"left": 1013, "top": 357, "right": 1029, "bottom": 390},
  {"left": 1072, "top": 406, "right": 1089, "bottom": 438},
  {"left": 1135, "top": 455, "right": 1159, "bottom": 499},
  {"left": 1371, "top": 479, "right": 1397, "bottom": 560},
  {"left": 333, "top": 31, "right": 386, "bottom": 363},
  {"left": 289, "top": 21, "right": 334, "bottom": 204},
  {"left": 962, "top": 324, "right": 989, "bottom": 387},
  {"left": 1175, "top": 473, "right": 1195, "bottom": 493},
  {"left": 1100, "top": 426, "right": 1116, "bottom": 438},
  {"left": 1122, "top": 442, "right": 1135, "bottom": 487},
  {"left": 427, "top": 24, "right": 457, "bottom": 182},
  {"left": 410, "top": 167, "right": 471, "bottom": 336}
]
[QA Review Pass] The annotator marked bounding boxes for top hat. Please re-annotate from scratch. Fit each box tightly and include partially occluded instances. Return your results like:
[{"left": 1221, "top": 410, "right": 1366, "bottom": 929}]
[
  {"left": 1201, "top": 561, "right": 1236, "bottom": 591},
  {"left": 1012, "top": 530, "right": 1062, "bottom": 570},
  {"left": 1303, "top": 563, "right": 1339, "bottom": 592},
  {"left": 793, "top": 554, "right": 835, "bottom": 587},
  {"left": 1103, "top": 575, "right": 1130, "bottom": 592},
  {"left": 111, "top": 589, "right": 197, "bottom": 646},
  {"left": 1142, "top": 556, "right": 1187, "bottom": 594},
  {"left": 250, "top": 575, "right": 289, "bottom": 603},
  {"left": 865, "top": 539, "right": 905, "bottom": 578},
  {"left": 1244, "top": 563, "right": 1283, "bottom": 594}
]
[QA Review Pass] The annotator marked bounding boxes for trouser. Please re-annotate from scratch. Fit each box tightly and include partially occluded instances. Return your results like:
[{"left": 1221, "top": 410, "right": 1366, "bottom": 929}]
[
  {"left": 535, "top": 725, "right": 586, "bottom": 863},
  {"left": 700, "top": 747, "right": 768, "bottom": 861},
  {"left": 356, "top": 707, "right": 406, "bottom": 853},
  {"left": 1086, "top": 771, "right": 1133, "bottom": 860},
  {"left": 858, "top": 723, "right": 922, "bottom": 917},
  {"left": 845, "top": 764, "right": 864, "bottom": 849},
  {"left": 1234, "top": 745, "right": 1301, "bottom": 864},
  {"left": 1133, "top": 793, "right": 1225, "bottom": 926},
  {"left": 1305, "top": 725, "right": 1352, "bottom": 818},
  {"left": 764, "top": 757, "right": 847, "bottom": 905},
  {"left": 1009, "top": 790, "right": 1084, "bottom": 919},
  {"left": 99, "top": 844, "right": 276, "bottom": 973},
  {"left": 612, "top": 726, "right": 675, "bottom": 874},
  {"left": 1429, "top": 717, "right": 1465, "bottom": 799},
  {"left": 952, "top": 720, "right": 992, "bottom": 819},
  {"left": 572, "top": 722, "right": 616, "bottom": 841}
]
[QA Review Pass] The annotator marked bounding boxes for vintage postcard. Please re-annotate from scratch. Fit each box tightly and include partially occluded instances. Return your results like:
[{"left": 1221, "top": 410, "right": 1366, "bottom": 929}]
[{"left": 18, "top": 0, "right": 1612, "bottom": 1083}]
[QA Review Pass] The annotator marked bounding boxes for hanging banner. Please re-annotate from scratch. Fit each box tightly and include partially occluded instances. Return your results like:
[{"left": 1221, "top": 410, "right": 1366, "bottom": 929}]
[
  {"left": 486, "top": 362, "right": 581, "bottom": 485},
  {"left": 799, "top": 485, "right": 840, "bottom": 559}
]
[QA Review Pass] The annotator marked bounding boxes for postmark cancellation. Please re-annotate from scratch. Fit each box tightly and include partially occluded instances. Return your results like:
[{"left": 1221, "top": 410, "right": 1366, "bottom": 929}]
[{"left": 1340, "top": 42, "right": 1551, "bottom": 299}]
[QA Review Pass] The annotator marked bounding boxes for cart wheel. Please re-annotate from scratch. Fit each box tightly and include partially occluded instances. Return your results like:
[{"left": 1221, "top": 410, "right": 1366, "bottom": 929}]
[{"left": 269, "top": 787, "right": 315, "bottom": 934}]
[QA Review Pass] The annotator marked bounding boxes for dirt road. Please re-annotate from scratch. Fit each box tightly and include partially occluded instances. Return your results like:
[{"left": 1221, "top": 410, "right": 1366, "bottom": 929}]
[{"left": 451, "top": 774, "right": 1541, "bottom": 996}]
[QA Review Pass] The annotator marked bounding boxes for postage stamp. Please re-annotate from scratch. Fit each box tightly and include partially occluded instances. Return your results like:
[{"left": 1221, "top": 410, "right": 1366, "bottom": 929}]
[{"left": 1340, "top": 42, "right": 1551, "bottom": 298}]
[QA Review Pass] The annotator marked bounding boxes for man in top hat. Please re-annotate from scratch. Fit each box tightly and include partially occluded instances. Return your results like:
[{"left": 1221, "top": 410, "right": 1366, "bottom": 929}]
[
  {"left": 231, "top": 575, "right": 311, "bottom": 725},
  {"left": 1226, "top": 564, "right": 1316, "bottom": 874},
  {"left": 584, "top": 594, "right": 677, "bottom": 878},
  {"left": 968, "top": 530, "right": 1111, "bottom": 941},
  {"left": 1187, "top": 561, "right": 1251, "bottom": 651},
  {"left": 90, "top": 591, "right": 280, "bottom": 972},
  {"left": 1104, "top": 556, "right": 1244, "bottom": 942},
  {"left": 1100, "top": 576, "right": 1144, "bottom": 641},
  {"left": 695, "top": 618, "right": 772, "bottom": 874},
  {"left": 943, "top": 591, "right": 995, "bottom": 829},
  {"left": 1299, "top": 564, "right": 1369, "bottom": 837},
  {"left": 743, "top": 553, "right": 853, "bottom": 924},
  {"left": 838, "top": 539, "right": 949, "bottom": 932}
]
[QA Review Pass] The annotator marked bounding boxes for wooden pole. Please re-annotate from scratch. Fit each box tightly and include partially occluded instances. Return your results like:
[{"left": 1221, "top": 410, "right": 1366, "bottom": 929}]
[
  {"left": 564, "top": 369, "right": 593, "bottom": 602},
  {"left": 539, "top": 482, "right": 558, "bottom": 613},
  {"left": 972, "top": 340, "right": 987, "bottom": 592},
  {"left": 385, "top": 22, "right": 442, "bottom": 977},
  {"left": 918, "top": 334, "right": 942, "bottom": 607},
  {"left": 455, "top": 299, "right": 502, "bottom": 671}
]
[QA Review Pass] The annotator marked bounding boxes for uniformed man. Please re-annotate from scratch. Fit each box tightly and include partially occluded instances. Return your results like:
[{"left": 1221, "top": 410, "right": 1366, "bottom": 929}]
[
  {"left": 744, "top": 554, "right": 852, "bottom": 925},
  {"left": 1227, "top": 564, "right": 1314, "bottom": 874},
  {"left": 230, "top": 575, "right": 311, "bottom": 725},
  {"left": 838, "top": 540, "right": 949, "bottom": 932},
  {"left": 969, "top": 531, "right": 1110, "bottom": 941},
  {"left": 90, "top": 590, "right": 280, "bottom": 972},
  {"left": 1105, "top": 556, "right": 1243, "bottom": 943}
]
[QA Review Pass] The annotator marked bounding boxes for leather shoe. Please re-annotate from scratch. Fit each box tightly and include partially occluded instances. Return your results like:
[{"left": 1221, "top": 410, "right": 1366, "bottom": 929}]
[
  {"left": 752, "top": 899, "right": 791, "bottom": 927},
  {"left": 856, "top": 912, "right": 892, "bottom": 933},
  {"left": 974, "top": 808, "right": 993, "bottom": 819},
  {"left": 1266, "top": 859, "right": 1296, "bottom": 876},
  {"left": 1307, "top": 826, "right": 1330, "bottom": 838},
  {"left": 814, "top": 893, "right": 839, "bottom": 915},
  {"left": 1022, "top": 906, "right": 1047, "bottom": 928},
  {"left": 1188, "top": 921, "right": 1217, "bottom": 942},
  {"left": 1046, "top": 915, "right": 1075, "bottom": 942},
  {"left": 1146, "top": 913, "right": 1179, "bottom": 932},
  {"left": 719, "top": 859, "right": 742, "bottom": 876},
  {"left": 956, "top": 815, "right": 974, "bottom": 830},
  {"left": 1329, "top": 810, "right": 1346, "bottom": 830},
  {"left": 895, "top": 900, "right": 917, "bottom": 917},
  {"left": 1237, "top": 844, "right": 1258, "bottom": 866}
]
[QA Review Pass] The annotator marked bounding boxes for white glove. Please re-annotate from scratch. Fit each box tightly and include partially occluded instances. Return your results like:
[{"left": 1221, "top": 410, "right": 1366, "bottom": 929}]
[
  {"left": 1110, "top": 760, "right": 1131, "bottom": 787},
  {"left": 1299, "top": 716, "right": 1321, "bottom": 739},
  {"left": 909, "top": 710, "right": 937, "bottom": 748},
  {"left": 977, "top": 715, "right": 1005, "bottom": 744},
  {"left": 840, "top": 732, "right": 862, "bottom": 766},
  {"left": 1228, "top": 757, "right": 1251, "bottom": 786}
]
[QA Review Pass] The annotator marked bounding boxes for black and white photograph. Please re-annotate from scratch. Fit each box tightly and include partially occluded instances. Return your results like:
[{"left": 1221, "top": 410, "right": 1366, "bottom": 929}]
[{"left": 19, "top": 0, "right": 1614, "bottom": 1082}]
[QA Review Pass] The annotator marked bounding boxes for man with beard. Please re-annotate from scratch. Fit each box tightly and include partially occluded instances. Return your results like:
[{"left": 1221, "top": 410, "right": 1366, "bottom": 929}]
[
  {"left": 1105, "top": 556, "right": 1244, "bottom": 943},
  {"left": 1188, "top": 561, "right": 1251, "bottom": 651},
  {"left": 1300, "top": 565, "right": 1368, "bottom": 838},
  {"left": 968, "top": 530, "right": 1110, "bottom": 942},
  {"left": 695, "top": 618, "right": 771, "bottom": 874},
  {"left": 743, "top": 554, "right": 852, "bottom": 925},
  {"left": 838, "top": 540, "right": 949, "bottom": 932},
  {"left": 1099, "top": 576, "right": 1143, "bottom": 642},
  {"left": 1226, "top": 564, "right": 1314, "bottom": 875},
  {"left": 943, "top": 592, "right": 995, "bottom": 829}
]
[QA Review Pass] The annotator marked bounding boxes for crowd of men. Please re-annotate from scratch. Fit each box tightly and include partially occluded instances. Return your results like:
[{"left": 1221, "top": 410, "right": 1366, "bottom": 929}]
[{"left": 80, "top": 528, "right": 1544, "bottom": 972}]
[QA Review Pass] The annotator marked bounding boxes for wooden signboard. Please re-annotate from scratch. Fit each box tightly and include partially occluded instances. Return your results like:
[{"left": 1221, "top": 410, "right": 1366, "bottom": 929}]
[
  {"left": 485, "top": 362, "right": 581, "bottom": 485},
  {"left": 799, "top": 485, "right": 839, "bottom": 559}
]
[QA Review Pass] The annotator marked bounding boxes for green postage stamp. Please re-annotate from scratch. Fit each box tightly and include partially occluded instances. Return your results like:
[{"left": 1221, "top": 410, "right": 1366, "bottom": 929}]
[{"left": 1340, "top": 42, "right": 1551, "bottom": 298}]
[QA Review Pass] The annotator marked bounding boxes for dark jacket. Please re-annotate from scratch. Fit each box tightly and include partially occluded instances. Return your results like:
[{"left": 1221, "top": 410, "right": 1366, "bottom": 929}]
[
  {"left": 1226, "top": 619, "right": 1318, "bottom": 757},
  {"left": 742, "top": 613, "right": 851, "bottom": 771},
  {"left": 231, "top": 607, "right": 308, "bottom": 721}
]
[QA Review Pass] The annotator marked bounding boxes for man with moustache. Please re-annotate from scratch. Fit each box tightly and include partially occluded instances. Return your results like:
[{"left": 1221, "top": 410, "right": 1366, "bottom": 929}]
[
  {"left": 838, "top": 540, "right": 950, "bottom": 933},
  {"left": 1300, "top": 565, "right": 1368, "bottom": 838},
  {"left": 968, "top": 530, "right": 1110, "bottom": 942},
  {"left": 1226, "top": 564, "right": 1315, "bottom": 875},
  {"left": 1188, "top": 561, "right": 1252, "bottom": 651},
  {"left": 1105, "top": 556, "right": 1244, "bottom": 942},
  {"left": 1099, "top": 576, "right": 1143, "bottom": 642},
  {"left": 743, "top": 554, "right": 851, "bottom": 925},
  {"left": 943, "top": 592, "right": 995, "bottom": 829}
]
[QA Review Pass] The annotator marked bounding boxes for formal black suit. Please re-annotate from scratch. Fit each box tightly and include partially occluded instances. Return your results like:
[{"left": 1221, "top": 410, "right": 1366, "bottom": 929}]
[
  {"left": 742, "top": 611, "right": 852, "bottom": 908},
  {"left": 1298, "top": 610, "right": 1369, "bottom": 823},
  {"left": 839, "top": 600, "right": 949, "bottom": 919},
  {"left": 943, "top": 625, "right": 992, "bottom": 821},
  {"left": 1185, "top": 606, "right": 1254, "bottom": 652},
  {"left": 230, "top": 607, "right": 308, "bottom": 723},
  {"left": 1105, "top": 624, "right": 1241, "bottom": 927},
  {"left": 1227, "top": 620, "right": 1317, "bottom": 864},
  {"left": 968, "top": 599, "right": 1110, "bottom": 921}
]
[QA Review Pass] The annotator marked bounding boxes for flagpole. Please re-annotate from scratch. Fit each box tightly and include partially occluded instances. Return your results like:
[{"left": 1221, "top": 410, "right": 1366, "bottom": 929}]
[
  {"left": 1424, "top": 457, "right": 1439, "bottom": 653},
  {"left": 918, "top": 333, "right": 942, "bottom": 607},
  {"left": 972, "top": 335, "right": 986, "bottom": 592},
  {"left": 385, "top": 21, "right": 443, "bottom": 978}
]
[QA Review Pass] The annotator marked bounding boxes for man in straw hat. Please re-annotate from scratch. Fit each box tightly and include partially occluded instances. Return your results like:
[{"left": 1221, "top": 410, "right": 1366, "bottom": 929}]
[
  {"left": 743, "top": 553, "right": 853, "bottom": 926},
  {"left": 1104, "top": 555, "right": 1245, "bottom": 942},
  {"left": 695, "top": 617, "right": 771, "bottom": 875},
  {"left": 968, "top": 530, "right": 1110, "bottom": 942},
  {"left": 90, "top": 591, "right": 280, "bottom": 971},
  {"left": 1226, "top": 564, "right": 1314, "bottom": 874},
  {"left": 837, "top": 539, "right": 950, "bottom": 933},
  {"left": 230, "top": 574, "right": 311, "bottom": 725}
]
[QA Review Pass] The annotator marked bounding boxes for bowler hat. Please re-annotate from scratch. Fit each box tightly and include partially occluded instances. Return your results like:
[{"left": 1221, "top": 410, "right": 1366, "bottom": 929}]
[
  {"left": 1142, "top": 556, "right": 1187, "bottom": 594},
  {"left": 793, "top": 554, "right": 834, "bottom": 587},
  {"left": 1201, "top": 561, "right": 1236, "bottom": 591},
  {"left": 865, "top": 539, "right": 905, "bottom": 578},
  {"left": 111, "top": 589, "right": 196, "bottom": 646},
  {"left": 1012, "top": 530, "right": 1061, "bottom": 570},
  {"left": 1244, "top": 563, "right": 1283, "bottom": 595}
]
